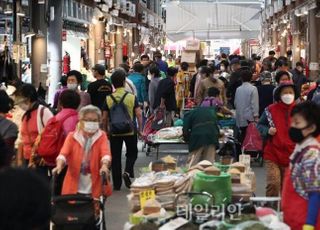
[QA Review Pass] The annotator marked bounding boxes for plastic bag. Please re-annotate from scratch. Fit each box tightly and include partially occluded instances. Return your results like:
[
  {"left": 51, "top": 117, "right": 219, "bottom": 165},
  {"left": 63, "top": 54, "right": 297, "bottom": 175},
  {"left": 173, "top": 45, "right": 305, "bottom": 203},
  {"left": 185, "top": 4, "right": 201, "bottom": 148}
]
[
  {"left": 242, "top": 123, "right": 263, "bottom": 151},
  {"left": 192, "top": 172, "right": 232, "bottom": 206}
]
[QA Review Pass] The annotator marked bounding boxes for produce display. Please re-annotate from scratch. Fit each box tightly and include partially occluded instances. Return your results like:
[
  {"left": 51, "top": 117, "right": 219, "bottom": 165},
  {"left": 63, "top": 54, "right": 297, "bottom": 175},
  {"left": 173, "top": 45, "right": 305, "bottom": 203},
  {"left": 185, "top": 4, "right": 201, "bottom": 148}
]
[
  {"left": 126, "top": 154, "right": 288, "bottom": 230},
  {"left": 154, "top": 127, "right": 183, "bottom": 141}
]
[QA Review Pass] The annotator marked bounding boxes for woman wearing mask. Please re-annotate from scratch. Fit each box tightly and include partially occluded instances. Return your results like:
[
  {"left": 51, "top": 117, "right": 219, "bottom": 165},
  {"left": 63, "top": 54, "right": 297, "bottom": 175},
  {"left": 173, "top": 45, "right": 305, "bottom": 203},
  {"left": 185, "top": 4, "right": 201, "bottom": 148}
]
[
  {"left": 65, "top": 70, "right": 91, "bottom": 109},
  {"left": 15, "top": 84, "right": 53, "bottom": 168},
  {"left": 258, "top": 81, "right": 297, "bottom": 197},
  {"left": 282, "top": 101, "right": 320, "bottom": 230},
  {"left": 52, "top": 105, "right": 112, "bottom": 199},
  {"left": 0, "top": 90, "right": 18, "bottom": 164},
  {"left": 148, "top": 64, "right": 161, "bottom": 113}
]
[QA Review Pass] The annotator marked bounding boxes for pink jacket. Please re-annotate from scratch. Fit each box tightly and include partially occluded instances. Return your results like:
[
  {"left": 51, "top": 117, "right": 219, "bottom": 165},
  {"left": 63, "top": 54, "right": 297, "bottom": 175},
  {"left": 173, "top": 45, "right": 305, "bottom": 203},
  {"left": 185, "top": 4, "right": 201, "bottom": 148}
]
[{"left": 55, "top": 108, "right": 79, "bottom": 136}]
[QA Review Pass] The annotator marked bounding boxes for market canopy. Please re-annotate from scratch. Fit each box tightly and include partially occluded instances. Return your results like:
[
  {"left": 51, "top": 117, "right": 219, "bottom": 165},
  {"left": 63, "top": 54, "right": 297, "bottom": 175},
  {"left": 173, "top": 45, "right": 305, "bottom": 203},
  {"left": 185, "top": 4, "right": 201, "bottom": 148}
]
[{"left": 165, "top": 0, "right": 263, "bottom": 41}]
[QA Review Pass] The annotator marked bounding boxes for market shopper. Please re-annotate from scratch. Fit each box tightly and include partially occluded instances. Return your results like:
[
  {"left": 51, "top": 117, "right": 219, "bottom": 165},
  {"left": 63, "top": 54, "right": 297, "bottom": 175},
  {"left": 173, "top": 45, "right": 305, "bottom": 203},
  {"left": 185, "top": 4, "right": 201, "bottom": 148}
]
[
  {"left": 201, "top": 87, "right": 233, "bottom": 115},
  {"left": 0, "top": 90, "right": 18, "bottom": 156},
  {"left": 227, "top": 58, "right": 242, "bottom": 107},
  {"left": 103, "top": 69, "right": 142, "bottom": 190},
  {"left": 128, "top": 63, "right": 148, "bottom": 107},
  {"left": 234, "top": 70, "right": 259, "bottom": 143},
  {"left": 257, "top": 81, "right": 297, "bottom": 197},
  {"left": 192, "top": 59, "right": 209, "bottom": 98},
  {"left": 154, "top": 52, "right": 168, "bottom": 74},
  {"left": 290, "top": 61, "right": 307, "bottom": 96},
  {"left": 282, "top": 101, "right": 320, "bottom": 230},
  {"left": 153, "top": 67, "right": 178, "bottom": 126},
  {"left": 183, "top": 107, "right": 219, "bottom": 168},
  {"left": 148, "top": 64, "right": 161, "bottom": 113},
  {"left": 66, "top": 70, "right": 91, "bottom": 109},
  {"left": 166, "top": 54, "right": 176, "bottom": 68},
  {"left": 176, "top": 62, "right": 191, "bottom": 110},
  {"left": 0, "top": 168, "right": 51, "bottom": 230},
  {"left": 196, "top": 66, "right": 227, "bottom": 105},
  {"left": 87, "top": 64, "right": 112, "bottom": 110},
  {"left": 51, "top": 90, "right": 80, "bottom": 195},
  {"left": 52, "top": 105, "right": 112, "bottom": 199},
  {"left": 53, "top": 76, "right": 67, "bottom": 109},
  {"left": 256, "top": 71, "right": 276, "bottom": 116},
  {"left": 15, "top": 84, "right": 53, "bottom": 168}
]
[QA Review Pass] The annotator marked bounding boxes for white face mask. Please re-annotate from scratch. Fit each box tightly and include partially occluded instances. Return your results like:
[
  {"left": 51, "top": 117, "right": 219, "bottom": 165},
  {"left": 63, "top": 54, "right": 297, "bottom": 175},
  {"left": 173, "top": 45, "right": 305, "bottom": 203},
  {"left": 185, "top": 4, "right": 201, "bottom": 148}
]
[
  {"left": 67, "top": 83, "right": 78, "bottom": 90},
  {"left": 281, "top": 94, "right": 295, "bottom": 105},
  {"left": 147, "top": 73, "right": 152, "bottom": 81},
  {"left": 83, "top": 121, "right": 100, "bottom": 134},
  {"left": 221, "top": 66, "right": 225, "bottom": 71}
]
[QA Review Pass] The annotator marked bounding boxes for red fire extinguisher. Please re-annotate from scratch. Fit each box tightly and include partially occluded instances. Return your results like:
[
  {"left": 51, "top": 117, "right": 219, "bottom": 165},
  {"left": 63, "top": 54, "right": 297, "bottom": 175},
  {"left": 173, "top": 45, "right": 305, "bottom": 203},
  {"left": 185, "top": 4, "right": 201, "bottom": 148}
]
[{"left": 63, "top": 52, "right": 71, "bottom": 74}]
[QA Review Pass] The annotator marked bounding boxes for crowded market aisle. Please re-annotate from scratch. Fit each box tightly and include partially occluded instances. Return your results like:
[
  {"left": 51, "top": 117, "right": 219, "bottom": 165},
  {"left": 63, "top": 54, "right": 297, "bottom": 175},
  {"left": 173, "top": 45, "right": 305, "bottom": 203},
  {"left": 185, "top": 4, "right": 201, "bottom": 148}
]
[{"left": 105, "top": 142, "right": 267, "bottom": 230}]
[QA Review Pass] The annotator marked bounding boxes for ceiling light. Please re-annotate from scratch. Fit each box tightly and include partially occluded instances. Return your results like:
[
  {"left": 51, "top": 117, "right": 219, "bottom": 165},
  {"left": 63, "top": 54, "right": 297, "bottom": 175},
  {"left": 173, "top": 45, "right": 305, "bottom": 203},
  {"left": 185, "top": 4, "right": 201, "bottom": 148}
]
[
  {"left": 4, "top": 5, "right": 12, "bottom": 15},
  {"left": 17, "top": 10, "right": 25, "bottom": 17},
  {"left": 38, "top": 0, "right": 45, "bottom": 4}
]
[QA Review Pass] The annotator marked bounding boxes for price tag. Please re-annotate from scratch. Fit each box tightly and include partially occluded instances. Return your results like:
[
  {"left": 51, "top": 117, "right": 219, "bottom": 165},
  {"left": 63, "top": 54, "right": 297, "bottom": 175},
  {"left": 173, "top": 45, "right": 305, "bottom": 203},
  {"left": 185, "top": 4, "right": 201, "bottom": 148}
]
[{"left": 139, "top": 190, "right": 155, "bottom": 208}]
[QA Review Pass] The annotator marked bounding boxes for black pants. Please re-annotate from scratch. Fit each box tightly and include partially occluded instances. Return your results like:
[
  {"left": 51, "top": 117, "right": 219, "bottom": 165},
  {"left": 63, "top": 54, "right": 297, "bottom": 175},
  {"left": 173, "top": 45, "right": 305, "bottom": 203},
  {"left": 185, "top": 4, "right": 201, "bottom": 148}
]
[
  {"left": 110, "top": 135, "right": 138, "bottom": 189},
  {"left": 239, "top": 126, "right": 248, "bottom": 145}
]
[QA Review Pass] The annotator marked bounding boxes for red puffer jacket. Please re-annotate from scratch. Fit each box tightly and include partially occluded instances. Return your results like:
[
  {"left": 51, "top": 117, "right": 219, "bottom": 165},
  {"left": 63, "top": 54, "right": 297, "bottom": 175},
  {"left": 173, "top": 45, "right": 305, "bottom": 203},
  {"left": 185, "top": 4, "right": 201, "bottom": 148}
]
[{"left": 263, "top": 102, "right": 296, "bottom": 167}]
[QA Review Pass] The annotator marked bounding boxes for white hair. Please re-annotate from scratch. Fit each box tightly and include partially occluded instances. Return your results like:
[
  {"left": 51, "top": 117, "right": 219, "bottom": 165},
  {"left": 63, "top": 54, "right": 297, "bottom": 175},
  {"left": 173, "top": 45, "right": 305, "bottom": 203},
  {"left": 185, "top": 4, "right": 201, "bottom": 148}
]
[{"left": 79, "top": 105, "right": 102, "bottom": 120}]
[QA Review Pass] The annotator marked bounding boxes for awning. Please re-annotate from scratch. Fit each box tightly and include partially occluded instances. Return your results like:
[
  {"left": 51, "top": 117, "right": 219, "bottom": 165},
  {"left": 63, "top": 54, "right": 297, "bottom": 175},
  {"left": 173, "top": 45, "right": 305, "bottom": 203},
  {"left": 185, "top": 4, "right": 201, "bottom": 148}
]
[{"left": 165, "top": 1, "right": 262, "bottom": 41}]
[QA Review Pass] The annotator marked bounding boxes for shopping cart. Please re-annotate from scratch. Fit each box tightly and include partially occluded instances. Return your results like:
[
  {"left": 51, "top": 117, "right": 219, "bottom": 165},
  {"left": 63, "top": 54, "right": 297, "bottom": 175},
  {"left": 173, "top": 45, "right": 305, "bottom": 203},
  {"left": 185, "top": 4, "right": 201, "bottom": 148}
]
[{"left": 50, "top": 172, "right": 108, "bottom": 230}]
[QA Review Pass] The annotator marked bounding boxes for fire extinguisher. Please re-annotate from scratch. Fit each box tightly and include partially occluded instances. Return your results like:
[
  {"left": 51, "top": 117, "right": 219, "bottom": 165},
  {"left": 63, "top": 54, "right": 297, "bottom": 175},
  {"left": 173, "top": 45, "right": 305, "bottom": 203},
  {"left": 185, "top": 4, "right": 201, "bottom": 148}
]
[{"left": 63, "top": 52, "right": 71, "bottom": 74}]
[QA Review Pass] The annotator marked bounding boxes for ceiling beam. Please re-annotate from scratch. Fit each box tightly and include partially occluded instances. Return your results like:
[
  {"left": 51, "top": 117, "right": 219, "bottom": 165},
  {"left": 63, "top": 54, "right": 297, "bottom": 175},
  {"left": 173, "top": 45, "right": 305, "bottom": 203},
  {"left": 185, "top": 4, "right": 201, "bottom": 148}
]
[{"left": 170, "top": 0, "right": 263, "bottom": 4}]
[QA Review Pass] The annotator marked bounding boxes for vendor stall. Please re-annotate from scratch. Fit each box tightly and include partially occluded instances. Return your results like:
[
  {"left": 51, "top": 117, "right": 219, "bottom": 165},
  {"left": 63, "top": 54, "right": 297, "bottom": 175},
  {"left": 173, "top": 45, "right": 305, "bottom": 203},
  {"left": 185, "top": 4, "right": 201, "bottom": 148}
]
[{"left": 124, "top": 153, "right": 287, "bottom": 230}]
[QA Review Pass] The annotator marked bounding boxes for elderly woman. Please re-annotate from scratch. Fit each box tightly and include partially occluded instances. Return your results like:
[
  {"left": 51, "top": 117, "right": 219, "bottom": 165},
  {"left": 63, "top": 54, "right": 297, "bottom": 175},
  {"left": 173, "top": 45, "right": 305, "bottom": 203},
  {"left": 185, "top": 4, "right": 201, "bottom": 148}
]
[{"left": 53, "top": 105, "right": 112, "bottom": 199}]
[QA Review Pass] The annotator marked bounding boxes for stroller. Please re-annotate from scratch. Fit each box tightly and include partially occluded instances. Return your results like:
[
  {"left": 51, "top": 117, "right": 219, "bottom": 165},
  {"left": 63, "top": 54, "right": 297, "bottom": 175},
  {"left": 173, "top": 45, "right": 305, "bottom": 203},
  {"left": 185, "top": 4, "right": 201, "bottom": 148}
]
[{"left": 50, "top": 173, "right": 108, "bottom": 230}]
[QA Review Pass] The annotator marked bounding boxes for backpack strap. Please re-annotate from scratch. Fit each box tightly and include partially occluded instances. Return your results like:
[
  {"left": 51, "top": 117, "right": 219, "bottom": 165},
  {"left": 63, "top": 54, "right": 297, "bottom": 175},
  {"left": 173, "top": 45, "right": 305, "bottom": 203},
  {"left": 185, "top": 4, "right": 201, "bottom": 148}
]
[
  {"left": 109, "top": 92, "right": 129, "bottom": 105},
  {"left": 119, "top": 92, "right": 129, "bottom": 104}
]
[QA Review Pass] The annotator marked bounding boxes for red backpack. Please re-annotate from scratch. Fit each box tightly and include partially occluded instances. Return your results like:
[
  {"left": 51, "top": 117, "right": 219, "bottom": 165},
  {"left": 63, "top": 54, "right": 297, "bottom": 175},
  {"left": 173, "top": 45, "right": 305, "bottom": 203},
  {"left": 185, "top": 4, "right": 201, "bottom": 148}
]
[{"left": 37, "top": 112, "right": 78, "bottom": 166}]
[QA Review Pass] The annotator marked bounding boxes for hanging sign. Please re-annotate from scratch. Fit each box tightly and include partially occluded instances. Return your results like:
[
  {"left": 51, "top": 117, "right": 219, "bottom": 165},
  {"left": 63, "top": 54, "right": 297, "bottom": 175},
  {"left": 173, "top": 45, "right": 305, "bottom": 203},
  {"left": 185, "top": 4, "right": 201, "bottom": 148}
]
[{"left": 309, "top": 62, "right": 319, "bottom": 71}]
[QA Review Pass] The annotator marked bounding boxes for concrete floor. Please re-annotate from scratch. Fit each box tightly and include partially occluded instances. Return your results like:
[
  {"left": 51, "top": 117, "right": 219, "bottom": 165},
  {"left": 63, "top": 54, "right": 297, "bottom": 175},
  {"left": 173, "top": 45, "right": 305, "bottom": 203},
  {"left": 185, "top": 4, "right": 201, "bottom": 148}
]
[{"left": 105, "top": 142, "right": 266, "bottom": 230}]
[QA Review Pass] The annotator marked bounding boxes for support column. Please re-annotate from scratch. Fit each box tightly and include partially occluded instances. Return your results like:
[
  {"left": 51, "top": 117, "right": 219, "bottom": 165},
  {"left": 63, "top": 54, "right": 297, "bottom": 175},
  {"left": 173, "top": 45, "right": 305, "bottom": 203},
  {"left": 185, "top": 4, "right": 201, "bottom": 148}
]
[
  {"left": 47, "top": 0, "right": 63, "bottom": 105},
  {"left": 31, "top": 0, "right": 47, "bottom": 88},
  {"left": 94, "top": 21, "right": 105, "bottom": 65},
  {"left": 115, "top": 26, "right": 123, "bottom": 67},
  {"left": 13, "top": 0, "right": 21, "bottom": 79},
  {"left": 280, "top": 34, "right": 287, "bottom": 56},
  {"left": 292, "top": 14, "right": 300, "bottom": 66},
  {"left": 308, "top": 8, "right": 319, "bottom": 80}
]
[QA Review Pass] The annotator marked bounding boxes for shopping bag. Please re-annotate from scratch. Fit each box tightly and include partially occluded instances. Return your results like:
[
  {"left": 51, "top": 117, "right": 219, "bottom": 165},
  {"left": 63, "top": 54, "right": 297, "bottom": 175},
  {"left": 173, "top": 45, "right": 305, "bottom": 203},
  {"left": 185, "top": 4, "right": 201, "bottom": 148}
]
[
  {"left": 242, "top": 122, "right": 263, "bottom": 152},
  {"left": 151, "top": 108, "right": 167, "bottom": 131}
]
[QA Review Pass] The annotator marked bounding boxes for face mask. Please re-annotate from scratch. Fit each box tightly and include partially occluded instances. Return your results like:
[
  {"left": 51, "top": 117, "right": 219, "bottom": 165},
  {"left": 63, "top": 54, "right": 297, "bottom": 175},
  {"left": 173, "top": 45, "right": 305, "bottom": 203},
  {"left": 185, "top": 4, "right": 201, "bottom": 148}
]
[
  {"left": 19, "top": 103, "right": 30, "bottom": 111},
  {"left": 83, "top": 122, "right": 100, "bottom": 134},
  {"left": 147, "top": 73, "right": 152, "bottom": 81},
  {"left": 281, "top": 94, "right": 294, "bottom": 105},
  {"left": 67, "top": 83, "right": 78, "bottom": 90},
  {"left": 221, "top": 66, "right": 225, "bottom": 71},
  {"left": 289, "top": 126, "right": 309, "bottom": 143}
]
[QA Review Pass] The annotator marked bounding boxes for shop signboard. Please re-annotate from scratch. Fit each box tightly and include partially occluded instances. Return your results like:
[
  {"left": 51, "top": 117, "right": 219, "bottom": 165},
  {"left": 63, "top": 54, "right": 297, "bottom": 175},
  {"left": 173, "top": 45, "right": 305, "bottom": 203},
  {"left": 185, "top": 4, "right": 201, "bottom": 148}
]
[
  {"left": 309, "top": 62, "right": 319, "bottom": 71},
  {"left": 185, "top": 40, "right": 200, "bottom": 51},
  {"left": 139, "top": 190, "right": 155, "bottom": 208},
  {"left": 181, "top": 51, "right": 196, "bottom": 63},
  {"left": 62, "top": 30, "right": 67, "bottom": 41}
]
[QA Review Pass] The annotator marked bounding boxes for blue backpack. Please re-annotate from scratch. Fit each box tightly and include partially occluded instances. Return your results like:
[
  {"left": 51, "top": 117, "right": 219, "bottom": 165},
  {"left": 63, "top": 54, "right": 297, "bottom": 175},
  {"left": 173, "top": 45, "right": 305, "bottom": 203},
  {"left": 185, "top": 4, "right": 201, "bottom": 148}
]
[{"left": 109, "top": 92, "right": 134, "bottom": 134}]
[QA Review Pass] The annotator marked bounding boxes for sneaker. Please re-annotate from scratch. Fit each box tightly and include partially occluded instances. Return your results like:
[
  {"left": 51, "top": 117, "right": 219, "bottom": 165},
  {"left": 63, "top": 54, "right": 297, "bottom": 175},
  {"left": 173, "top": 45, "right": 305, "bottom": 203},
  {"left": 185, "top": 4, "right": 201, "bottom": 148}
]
[{"left": 122, "top": 172, "right": 132, "bottom": 188}]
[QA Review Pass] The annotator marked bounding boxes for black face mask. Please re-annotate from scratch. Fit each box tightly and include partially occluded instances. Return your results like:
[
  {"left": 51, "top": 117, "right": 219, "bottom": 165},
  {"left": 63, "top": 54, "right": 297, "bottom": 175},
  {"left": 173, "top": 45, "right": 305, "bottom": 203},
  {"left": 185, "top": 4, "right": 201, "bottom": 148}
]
[{"left": 289, "top": 125, "right": 311, "bottom": 143}]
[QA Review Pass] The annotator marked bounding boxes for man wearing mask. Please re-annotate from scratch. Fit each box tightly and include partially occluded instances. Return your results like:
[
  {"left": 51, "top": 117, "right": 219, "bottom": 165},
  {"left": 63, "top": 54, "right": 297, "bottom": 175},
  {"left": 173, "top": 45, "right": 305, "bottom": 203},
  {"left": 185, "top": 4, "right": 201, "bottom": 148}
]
[
  {"left": 65, "top": 70, "right": 91, "bottom": 109},
  {"left": 88, "top": 64, "right": 112, "bottom": 110},
  {"left": 290, "top": 62, "right": 306, "bottom": 96}
]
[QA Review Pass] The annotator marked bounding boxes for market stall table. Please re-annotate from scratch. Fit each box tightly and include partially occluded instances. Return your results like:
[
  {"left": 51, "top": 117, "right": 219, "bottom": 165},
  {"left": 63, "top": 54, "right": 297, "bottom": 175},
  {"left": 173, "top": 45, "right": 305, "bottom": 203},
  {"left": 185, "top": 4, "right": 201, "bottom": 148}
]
[{"left": 151, "top": 139, "right": 189, "bottom": 160}]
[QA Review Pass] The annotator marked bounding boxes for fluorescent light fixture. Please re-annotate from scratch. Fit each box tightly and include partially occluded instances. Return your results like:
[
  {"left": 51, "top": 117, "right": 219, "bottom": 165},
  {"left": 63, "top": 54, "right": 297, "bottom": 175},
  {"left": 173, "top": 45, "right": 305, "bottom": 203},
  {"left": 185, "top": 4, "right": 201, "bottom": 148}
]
[
  {"left": 4, "top": 5, "right": 12, "bottom": 14},
  {"left": 17, "top": 10, "right": 25, "bottom": 17},
  {"left": 24, "top": 29, "right": 36, "bottom": 38},
  {"left": 38, "top": 0, "right": 45, "bottom": 4}
]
